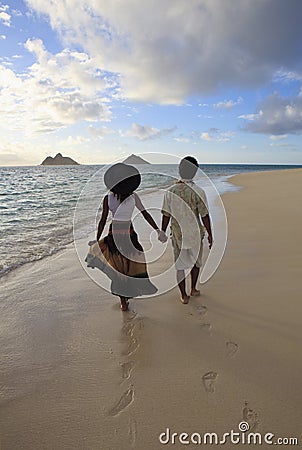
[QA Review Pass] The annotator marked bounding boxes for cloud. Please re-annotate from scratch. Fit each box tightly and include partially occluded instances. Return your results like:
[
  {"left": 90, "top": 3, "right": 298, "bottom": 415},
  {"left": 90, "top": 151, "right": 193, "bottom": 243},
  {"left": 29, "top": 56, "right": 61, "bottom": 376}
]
[
  {"left": 242, "top": 92, "right": 302, "bottom": 135},
  {"left": 25, "top": 0, "right": 302, "bottom": 104},
  {"left": 269, "top": 134, "right": 287, "bottom": 141},
  {"left": 201, "top": 132, "right": 213, "bottom": 141},
  {"left": 273, "top": 70, "right": 302, "bottom": 83},
  {"left": 59, "top": 135, "right": 91, "bottom": 146},
  {"left": 214, "top": 97, "right": 243, "bottom": 109},
  {"left": 0, "top": 39, "right": 112, "bottom": 135},
  {"left": 124, "top": 123, "right": 176, "bottom": 140},
  {"left": 174, "top": 137, "right": 190, "bottom": 143},
  {"left": 0, "top": 35, "right": 6, "bottom": 39},
  {"left": 87, "top": 125, "right": 115, "bottom": 138},
  {"left": 0, "top": 11, "right": 10, "bottom": 26},
  {"left": 201, "top": 128, "right": 234, "bottom": 142},
  {"left": 238, "top": 112, "right": 262, "bottom": 121}
]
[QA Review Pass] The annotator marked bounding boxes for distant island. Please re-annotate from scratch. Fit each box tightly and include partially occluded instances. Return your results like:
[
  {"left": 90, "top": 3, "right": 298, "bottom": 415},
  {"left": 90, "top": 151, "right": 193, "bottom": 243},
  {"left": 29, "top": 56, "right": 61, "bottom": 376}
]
[
  {"left": 123, "top": 154, "right": 151, "bottom": 164},
  {"left": 41, "top": 153, "right": 80, "bottom": 166}
]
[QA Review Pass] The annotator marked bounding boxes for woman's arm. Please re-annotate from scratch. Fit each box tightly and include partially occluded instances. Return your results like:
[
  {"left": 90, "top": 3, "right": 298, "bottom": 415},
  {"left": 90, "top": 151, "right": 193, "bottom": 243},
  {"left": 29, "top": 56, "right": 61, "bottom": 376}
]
[
  {"left": 96, "top": 195, "right": 109, "bottom": 241},
  {"left": 134, "top": 193, "right": 159, "bottom": 230}
]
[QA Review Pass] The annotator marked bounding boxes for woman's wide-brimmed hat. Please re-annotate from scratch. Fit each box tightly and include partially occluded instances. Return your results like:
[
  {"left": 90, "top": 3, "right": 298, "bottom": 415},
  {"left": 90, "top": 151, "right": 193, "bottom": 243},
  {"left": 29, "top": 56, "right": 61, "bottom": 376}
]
[{"left": 104, "top": 163, "right": 141, "bottom": 194}]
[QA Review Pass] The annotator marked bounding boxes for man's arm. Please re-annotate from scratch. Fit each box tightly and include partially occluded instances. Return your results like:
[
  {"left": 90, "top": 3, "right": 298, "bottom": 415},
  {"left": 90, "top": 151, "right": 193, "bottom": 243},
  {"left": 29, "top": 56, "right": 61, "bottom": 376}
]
[
  {"left": 96, "top": 195, "right": 109, "bottom": 241},
  {"left": 161, "top": 214, "right": 170, "bottom": 233},
  {"left": 201, "top": 214, "right": 213, "bottom": 249}
]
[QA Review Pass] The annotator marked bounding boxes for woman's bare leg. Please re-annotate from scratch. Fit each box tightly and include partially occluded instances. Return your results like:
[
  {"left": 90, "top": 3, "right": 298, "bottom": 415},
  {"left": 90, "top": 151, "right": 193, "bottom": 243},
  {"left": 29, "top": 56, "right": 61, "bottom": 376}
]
[{"left": 120, "top": 296, "right": 129, "bottom": 311}]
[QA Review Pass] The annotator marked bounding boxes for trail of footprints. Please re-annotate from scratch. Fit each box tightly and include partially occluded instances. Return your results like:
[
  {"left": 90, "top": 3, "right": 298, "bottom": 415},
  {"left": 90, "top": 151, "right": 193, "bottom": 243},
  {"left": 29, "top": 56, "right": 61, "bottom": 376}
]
[
  {"left": 109, "top": 301, "right": 254, "bottom": 436},
  {"left": 190, "top": 303, "right": 240, "bottom": 395},
  {"left": 108, "top": 309, "right": 142, "bottom": 429}
]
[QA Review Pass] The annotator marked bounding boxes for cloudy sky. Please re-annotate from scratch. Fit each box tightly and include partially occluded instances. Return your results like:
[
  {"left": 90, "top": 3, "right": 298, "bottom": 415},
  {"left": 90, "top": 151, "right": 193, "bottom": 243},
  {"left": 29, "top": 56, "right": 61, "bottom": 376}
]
[{"left": 1, "top": 0, "right": 302, "bottom": 165}]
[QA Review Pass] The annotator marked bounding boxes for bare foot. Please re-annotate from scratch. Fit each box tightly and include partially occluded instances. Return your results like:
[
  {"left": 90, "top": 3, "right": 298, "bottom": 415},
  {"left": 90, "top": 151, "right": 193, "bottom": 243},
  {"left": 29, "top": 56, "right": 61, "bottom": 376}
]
[
  {"left": 190, "top": 289, "right": 200, "bottom": 296},
  {"left": 180, "top": 295, "right": 190, "bottom": 304},
  {"left": 120, "top": 300, "right": 129, "bottom": 311}
]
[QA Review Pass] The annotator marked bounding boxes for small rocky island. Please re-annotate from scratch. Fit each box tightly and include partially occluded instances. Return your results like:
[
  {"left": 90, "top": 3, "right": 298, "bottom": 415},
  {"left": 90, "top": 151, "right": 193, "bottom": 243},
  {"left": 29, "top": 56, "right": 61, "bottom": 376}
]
[
  {"left": 41, "top": 153, "right": 80, "bottom": 166},
  {"left": 123, "top": 154, "right": 150, "bottom": 164}
]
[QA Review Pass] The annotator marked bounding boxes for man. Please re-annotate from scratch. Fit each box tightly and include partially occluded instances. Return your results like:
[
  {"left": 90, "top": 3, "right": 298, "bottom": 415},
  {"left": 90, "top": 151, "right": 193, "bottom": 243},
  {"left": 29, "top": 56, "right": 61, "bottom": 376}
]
[{"left": 161, "top": 156, "right": 213, "bottom": 303}]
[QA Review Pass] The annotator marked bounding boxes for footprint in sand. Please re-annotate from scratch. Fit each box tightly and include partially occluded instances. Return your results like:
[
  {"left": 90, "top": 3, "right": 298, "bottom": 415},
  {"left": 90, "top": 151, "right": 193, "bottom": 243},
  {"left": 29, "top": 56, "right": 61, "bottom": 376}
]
[
  {"left": 226, "top": 341, "right": 239, "bottom": 358},
  {"left": 200, "top": 323, "right": 212, "bottom": 332},
  {"left": 202, "top": 371, "right": 218, "bottom": 393},
  {"left": 196, "top": 305, "right": 208, "bottom": 317},
  {"left": 123, "top": 317, "right": 143, "bottom": 337},
  {"left": 122, "top": 321, "right": 136, "bottom": 337},
  {"left": 242, "top": 401, "right": 260, "bottom": 432},
  {"left": 128, "top": 418, "right": 137, "bottom": 447},
  {"left": 121, "top": 360, "right": 135, "bottom": 379},
  {"left": 123, "top": 336, "right": 140, "bottom": 356},
  {"left": 109, "top": 386, "right": 134, "bottom": 416}
]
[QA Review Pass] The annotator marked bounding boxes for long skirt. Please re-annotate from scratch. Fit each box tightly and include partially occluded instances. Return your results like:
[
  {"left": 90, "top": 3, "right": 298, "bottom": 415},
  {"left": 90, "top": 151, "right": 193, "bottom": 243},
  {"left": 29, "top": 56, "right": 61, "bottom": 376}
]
[{"left": 86, "top": 221, "right": 157, "bottom": 298}]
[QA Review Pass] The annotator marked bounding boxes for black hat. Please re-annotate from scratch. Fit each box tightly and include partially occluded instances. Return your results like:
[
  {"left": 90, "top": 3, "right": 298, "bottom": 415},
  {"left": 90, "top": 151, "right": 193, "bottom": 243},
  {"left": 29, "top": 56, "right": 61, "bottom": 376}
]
[{"left": 104, "top": 163, "right": 141, "bottom": 194}]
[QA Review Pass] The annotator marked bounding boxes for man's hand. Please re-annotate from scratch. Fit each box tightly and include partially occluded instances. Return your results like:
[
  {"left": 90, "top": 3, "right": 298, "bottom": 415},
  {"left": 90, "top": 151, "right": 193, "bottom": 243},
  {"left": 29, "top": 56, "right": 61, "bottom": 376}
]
[
  {"left": 208, "top": 234, "right": 213, "bottom": 249},
  {"left": 157, "top": 229, "right": 168, "bottom": 243}
]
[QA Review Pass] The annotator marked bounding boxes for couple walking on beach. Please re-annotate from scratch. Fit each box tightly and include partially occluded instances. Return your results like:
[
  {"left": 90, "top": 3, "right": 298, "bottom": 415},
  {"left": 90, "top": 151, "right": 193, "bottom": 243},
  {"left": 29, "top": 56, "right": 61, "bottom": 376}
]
[{"left": 86, "top": 156, "right": 213, "bottom": 311}]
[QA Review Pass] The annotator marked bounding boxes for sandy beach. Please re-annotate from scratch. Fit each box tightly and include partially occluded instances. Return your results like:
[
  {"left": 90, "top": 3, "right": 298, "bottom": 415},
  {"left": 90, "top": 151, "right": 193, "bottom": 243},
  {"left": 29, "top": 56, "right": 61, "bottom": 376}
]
[{"left": 1, "top": 168, "right": 301, "bottom": 449}]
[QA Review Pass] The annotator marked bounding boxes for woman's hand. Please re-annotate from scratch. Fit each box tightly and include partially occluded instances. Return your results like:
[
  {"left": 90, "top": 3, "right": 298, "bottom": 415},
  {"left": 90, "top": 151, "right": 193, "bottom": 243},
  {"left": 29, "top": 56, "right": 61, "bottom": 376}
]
[{"left": 157, "top": 229, "right": 168, "bottom": 243}]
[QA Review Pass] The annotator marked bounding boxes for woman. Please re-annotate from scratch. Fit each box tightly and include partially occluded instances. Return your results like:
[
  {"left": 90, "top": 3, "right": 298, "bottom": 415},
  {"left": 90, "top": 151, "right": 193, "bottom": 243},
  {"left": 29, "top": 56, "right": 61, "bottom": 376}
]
[{"left": 86, "top": 163, "right": 166, "bottom": 311}]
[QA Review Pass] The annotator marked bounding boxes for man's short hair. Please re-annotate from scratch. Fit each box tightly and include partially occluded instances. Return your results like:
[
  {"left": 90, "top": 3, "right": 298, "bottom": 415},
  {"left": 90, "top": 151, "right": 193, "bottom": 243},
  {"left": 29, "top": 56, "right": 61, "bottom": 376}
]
[{"left": 179, "top": 156, "right": 199, "bottom": 180}]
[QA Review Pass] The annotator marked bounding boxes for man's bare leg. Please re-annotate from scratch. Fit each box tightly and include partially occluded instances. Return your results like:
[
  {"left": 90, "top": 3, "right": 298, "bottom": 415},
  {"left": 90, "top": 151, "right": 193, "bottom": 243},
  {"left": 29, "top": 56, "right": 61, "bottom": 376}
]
[
  {"left": 177, "top": 269, "right": 190, "bottom": 303},
  {"left": 190, "top": 265, "right": 200, "bottom": 296}
]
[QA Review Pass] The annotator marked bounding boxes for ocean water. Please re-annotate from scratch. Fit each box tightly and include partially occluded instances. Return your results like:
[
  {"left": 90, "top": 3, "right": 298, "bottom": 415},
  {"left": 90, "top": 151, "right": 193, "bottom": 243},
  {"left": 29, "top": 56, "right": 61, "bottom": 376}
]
[{"left": 1, "top": 163, "right": 301, "bottom": 277}]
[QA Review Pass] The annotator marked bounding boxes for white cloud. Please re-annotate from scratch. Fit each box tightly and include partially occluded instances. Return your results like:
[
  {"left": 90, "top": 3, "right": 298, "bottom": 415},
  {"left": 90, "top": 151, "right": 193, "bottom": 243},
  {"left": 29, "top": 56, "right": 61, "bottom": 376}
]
[
  {"left": 0, "top": 39, "right": 112, "bottom": 135},
  {"left": 214, "top": 97, "right": 243, "bottom": 109},
  {"left": 242, "top": 92, "right": 302, "bottom": 135},
  {"left": 25, "top": 0, "right": 302, "bottom": 104},
  {"left": 87, "top": 125, "right": 115, "bottom": 138},
  {"left": 273, "top": 70, "right": 302, "bottom": 83},
  {"left": 59, "top": 135, "right": 91, "bottom": 146},
  {"left": 269, "top": 134, "right": 287, "bottom": 141},
  {"left": 201, "top": 128, "right": 234, "bottom": 142},
  {"left": 0, "top": 11, "right": 10, "bottom": 26},
  {"left": 238, "top": 112, "right": 263, "bottom": 121},
  {"left": 174, "top": 137, "right": 190, "bottom": 143},
  {"left": 0, "top": 34, "right": 6, "bottom": 39},
  {"left": 124, "top": 123, "right": 176, "bottom": 140},
  {"left": 201, "top": 132, "right": 213, "bottom": 141}
]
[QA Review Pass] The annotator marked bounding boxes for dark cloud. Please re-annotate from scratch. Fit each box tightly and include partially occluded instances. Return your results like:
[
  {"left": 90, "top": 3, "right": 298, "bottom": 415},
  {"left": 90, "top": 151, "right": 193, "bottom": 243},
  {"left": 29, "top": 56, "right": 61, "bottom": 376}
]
[{"left": 27, "top": 0, "right": 302, "bottom": 102}]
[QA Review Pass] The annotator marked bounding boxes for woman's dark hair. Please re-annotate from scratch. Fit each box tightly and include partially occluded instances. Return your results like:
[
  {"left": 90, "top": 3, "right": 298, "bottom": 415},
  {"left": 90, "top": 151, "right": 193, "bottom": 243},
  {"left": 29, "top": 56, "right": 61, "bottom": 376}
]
[
  {"left": 104, "top": 163, "right": 141, "bottom": 203},
  {"left": 179, "top": 156, "right": 199, "bottom": 180}
]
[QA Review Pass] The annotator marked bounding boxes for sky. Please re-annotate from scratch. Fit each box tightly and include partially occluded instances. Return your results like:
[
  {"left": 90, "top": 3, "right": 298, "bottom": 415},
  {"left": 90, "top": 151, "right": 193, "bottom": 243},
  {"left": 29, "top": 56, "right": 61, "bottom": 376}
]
[{"left": 0, "top": 0, "right": 302, "bottom": 166}]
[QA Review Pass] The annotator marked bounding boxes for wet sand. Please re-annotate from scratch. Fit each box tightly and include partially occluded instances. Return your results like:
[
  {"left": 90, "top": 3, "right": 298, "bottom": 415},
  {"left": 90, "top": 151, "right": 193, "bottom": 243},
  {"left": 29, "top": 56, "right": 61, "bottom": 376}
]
[{"left": 0, "top": 169, "right": 301, "bottom": 449}]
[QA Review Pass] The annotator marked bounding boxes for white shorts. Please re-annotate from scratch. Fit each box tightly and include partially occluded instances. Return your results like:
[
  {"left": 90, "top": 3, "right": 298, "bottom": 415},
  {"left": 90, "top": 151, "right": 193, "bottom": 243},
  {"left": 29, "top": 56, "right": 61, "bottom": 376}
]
[{"left": 172, "top": 237, "right": 203, "bottom": 270}]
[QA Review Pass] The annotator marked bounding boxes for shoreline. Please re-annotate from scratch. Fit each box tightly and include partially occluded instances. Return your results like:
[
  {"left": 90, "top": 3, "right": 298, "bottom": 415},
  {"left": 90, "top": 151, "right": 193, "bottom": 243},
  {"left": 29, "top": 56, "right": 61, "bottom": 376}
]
[{"left": 1, "top": 168, "right": 302, "bottom": 449}]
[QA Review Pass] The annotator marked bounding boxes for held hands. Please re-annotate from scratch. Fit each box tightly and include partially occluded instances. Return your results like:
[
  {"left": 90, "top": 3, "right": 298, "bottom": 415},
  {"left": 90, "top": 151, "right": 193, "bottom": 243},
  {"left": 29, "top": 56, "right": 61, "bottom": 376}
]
[{"left": 157, "top": 229, "right": 168, "bottom": 243}]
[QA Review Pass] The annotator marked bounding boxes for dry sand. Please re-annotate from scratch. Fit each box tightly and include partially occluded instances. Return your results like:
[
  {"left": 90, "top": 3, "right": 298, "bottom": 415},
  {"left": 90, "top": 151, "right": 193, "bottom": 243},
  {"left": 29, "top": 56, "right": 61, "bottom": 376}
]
[{"left": 0, "top": 169, "right": 301, "bottom": 449}]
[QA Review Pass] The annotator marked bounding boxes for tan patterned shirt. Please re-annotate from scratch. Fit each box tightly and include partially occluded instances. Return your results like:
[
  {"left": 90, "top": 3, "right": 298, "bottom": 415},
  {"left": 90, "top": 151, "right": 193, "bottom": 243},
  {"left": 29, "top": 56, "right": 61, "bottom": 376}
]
[{"left": 162, "top": 181, "right": 208, "bottom": 249}]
